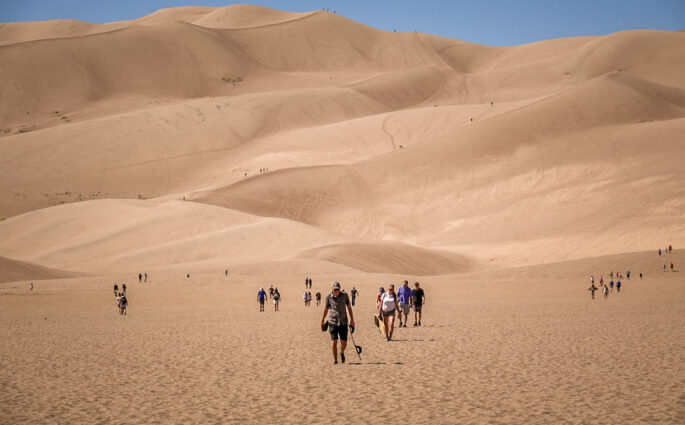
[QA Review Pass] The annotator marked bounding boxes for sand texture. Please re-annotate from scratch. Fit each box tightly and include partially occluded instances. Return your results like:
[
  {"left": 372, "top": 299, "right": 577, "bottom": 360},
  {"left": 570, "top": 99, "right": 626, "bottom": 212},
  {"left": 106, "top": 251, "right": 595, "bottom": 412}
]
[{"left": 1, "top": 4, "right": 684, "bottom": 424}]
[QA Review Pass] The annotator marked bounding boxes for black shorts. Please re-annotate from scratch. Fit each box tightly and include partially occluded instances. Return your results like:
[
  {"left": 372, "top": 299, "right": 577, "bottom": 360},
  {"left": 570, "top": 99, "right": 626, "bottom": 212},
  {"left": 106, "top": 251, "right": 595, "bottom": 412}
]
[
  {"left": 329, "top": 324, "right": 348, "bottom": 341},
  {"left": 413, "top": 303, "right": 422, "bottom": 313}
]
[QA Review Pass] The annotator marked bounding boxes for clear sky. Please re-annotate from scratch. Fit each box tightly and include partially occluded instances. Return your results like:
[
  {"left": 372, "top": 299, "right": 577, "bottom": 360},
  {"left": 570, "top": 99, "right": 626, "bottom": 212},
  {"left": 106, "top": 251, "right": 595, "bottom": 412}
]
[{"left": 1, "top": 0, "right": 683, "bottom": 46}]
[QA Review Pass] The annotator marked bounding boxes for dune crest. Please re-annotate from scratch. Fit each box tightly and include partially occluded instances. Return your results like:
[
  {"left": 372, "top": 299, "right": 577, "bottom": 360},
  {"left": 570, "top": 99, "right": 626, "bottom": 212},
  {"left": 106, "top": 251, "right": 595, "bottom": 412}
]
[{"left": 0, "top": 6, "right": 684, "bottom": 274}]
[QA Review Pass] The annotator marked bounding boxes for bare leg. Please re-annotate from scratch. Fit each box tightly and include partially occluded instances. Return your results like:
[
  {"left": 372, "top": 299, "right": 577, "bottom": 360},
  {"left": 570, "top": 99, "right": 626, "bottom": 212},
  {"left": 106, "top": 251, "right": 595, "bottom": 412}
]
[
  {"left": 331, "top": 340, "right": 338, "bottom": 363},
  {"left": 388, "top": 315, "right": 396, "bottom": 339}
]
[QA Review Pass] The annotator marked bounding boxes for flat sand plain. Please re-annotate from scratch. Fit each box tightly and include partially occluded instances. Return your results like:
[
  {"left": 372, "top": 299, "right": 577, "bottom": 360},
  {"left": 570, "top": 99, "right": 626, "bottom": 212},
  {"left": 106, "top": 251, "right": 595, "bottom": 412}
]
[{"left": 2, "top": 253, "right": 683, "bottom": 424}]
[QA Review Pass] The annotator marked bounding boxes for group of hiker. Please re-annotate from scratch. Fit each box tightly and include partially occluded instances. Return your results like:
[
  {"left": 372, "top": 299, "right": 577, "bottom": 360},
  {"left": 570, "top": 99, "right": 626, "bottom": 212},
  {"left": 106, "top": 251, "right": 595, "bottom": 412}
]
[
  {"left": 588, "top": 273, "right": 627, "bottom": 300},
  {"left": 375, "top": 281, "right": 425, "bottom": 341},
  {"left": 113, "top": 283, "right": 128, "bottom": 315},
  {"left": 658, "top": 244, "right": 676, "bottom": 272},
  {"left": 257, "top": 285, "right": 281, "bottom": 311}
]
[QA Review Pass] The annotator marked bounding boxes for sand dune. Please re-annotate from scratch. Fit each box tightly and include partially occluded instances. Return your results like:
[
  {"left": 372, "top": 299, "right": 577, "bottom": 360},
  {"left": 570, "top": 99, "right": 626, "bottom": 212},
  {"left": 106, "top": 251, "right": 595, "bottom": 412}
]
[
  {"left": 296, "top": 241, "right": 470, "bottom": 275},
  {"left": 0, "top": 255, "right": 79, "bottom": 283},
  {"left": 0, "top": 6, "right": 684, "bottom": 423}
]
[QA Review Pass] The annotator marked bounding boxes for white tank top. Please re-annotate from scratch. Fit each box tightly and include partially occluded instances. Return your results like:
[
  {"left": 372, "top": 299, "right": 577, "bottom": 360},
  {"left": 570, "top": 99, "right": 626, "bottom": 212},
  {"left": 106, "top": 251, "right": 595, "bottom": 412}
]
[{"left": 381, "top": 293, "right": 396, "bottom": 312}]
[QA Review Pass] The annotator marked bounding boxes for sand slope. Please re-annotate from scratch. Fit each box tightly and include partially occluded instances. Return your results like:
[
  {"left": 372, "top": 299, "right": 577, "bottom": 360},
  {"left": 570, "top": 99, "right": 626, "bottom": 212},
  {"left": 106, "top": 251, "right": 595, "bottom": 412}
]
[
  {"left": 1, "top": 6, "right": 684, "bottom": 271},
  {"left": 1, "top": 6, "right": 684, "bottom": 425}
]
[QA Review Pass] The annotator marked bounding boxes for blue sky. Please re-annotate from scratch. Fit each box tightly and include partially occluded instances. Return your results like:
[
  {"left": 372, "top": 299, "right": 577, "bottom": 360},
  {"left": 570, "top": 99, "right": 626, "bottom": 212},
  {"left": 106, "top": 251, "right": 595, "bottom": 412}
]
[{"left": 1, "top": 0, "right": 683, "bottom": 46}]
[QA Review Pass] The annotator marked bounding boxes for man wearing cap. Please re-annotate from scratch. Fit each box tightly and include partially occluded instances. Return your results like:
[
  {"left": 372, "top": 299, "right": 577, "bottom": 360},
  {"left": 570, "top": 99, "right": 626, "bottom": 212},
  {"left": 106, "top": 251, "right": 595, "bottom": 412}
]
[
  {"left": 396, "top": 280, "right": 413, "bottom": 327},
  {"left": 321, "top": 281, "right": 355, "bottom": 364}
]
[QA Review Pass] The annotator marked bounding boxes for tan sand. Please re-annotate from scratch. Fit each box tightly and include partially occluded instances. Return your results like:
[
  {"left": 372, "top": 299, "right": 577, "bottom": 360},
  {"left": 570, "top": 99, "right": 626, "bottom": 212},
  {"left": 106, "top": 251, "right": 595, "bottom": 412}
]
[
  {"left": 0, "top": 4, "right": 684, "bottom": 424},
  {"left": 1, "top": 253, "right": 683, "bottom": 424}
]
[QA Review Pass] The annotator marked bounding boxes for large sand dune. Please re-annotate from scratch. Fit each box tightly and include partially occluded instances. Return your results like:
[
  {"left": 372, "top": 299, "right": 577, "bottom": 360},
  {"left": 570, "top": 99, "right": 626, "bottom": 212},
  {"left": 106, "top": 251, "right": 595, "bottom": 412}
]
[{"left": 1, "top": 5, "right": 684, "bottom": 424}]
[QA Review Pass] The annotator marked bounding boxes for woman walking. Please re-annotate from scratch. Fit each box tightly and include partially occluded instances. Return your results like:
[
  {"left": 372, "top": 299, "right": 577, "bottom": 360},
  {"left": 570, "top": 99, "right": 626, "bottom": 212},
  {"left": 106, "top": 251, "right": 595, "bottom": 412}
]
[{"left": 379, "top": 284, "right": 399, "bottom": 341}]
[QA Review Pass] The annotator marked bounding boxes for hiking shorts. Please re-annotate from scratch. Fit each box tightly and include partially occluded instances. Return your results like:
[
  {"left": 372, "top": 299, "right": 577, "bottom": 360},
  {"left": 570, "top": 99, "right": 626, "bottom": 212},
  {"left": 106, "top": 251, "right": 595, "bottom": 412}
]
[
  {"left": 413, "top": 303, "right": 422, "bottom": 313},
  {"left": 329, "top": 324, "right": 348, "bottom": 341},
  {"left": 381, "top": 309, "right": 396, "bottom": 317},
  {"left": 399, "top": 303, "right": 410, "bottom": 315}
]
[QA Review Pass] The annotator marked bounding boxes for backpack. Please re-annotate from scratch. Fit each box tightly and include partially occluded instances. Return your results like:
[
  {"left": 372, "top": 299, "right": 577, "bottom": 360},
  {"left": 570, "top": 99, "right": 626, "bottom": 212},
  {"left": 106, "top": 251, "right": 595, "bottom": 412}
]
[{"left": 274, "top": 292, "right": 280, "bottom": 301}]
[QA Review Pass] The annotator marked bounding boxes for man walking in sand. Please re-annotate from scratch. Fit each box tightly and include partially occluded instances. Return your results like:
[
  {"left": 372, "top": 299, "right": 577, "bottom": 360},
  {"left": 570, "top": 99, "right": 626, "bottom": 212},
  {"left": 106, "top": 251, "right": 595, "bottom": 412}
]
[
  {"left": 412, "top": 282, "right": 425, "bottom": 326},
  {"left": 257, "top": 288, "right": 267, "bottom": 312},
  {"left": 350, "top": 287, "right": 359, "bottom": 306},
  {"left": 397, "top": 281, "right": 413, "bottom": 327},
  {"left": 321, "top": 282, "right": 355, "bottom": 365}
]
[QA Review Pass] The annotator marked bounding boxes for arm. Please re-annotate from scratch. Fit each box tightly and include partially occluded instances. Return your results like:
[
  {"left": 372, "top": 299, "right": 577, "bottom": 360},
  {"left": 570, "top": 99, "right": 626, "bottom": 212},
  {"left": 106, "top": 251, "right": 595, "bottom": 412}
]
[
  {"left": 321, "top": 307, "right": 329, "bottom": 327},
  {"left": 347, "top": 302, "right": 355, "bottom": 328}
]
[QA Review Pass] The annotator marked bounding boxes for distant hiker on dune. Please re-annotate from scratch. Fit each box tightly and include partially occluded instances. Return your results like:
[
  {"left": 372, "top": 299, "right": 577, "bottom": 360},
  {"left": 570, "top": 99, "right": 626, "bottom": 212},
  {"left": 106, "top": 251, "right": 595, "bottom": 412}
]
[
  {"left": 603, "top": 284, "right": 609, "bottom": 299},
  {"left": 122, "top": 284, "right": 126, "bottom": 294},
  {"left": 138, "top": 273, "right": 142, "bottom": 283},
  {"left": 273, "top": 288, "right": 280, "bottom": 311},
  {"left": 350, "top": 287, "right": 358, "bottom": 306},
  {"left": 315, "top": 291, "right": 321, "bottom": 306},
  {"left": 588, "top": 282, "right": 598, "bottom": 300},
  {"left": 258, "top": 288, "right": 267, "bottom": 312},
  {"left": 114, "top": 284, "right": 118, "bottom": 297},
  {"left": 118, "top": 293, "right": 128, "bottom": 315}
]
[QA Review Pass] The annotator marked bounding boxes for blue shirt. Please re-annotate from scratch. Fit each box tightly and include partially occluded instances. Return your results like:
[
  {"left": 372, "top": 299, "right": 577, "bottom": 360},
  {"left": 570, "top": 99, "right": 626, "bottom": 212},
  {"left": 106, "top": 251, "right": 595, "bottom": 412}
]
[
  {"left": 397, "top": 286, "right": 413, "bottom": 304},
  {"left": 258, "top": 290, "right": 267, "bottom": 301}
]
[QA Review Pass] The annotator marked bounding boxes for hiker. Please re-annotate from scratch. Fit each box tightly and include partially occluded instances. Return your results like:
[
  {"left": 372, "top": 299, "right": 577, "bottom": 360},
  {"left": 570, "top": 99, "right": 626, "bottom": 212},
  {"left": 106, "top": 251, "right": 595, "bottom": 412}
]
[
  {"left": 269, "top": 285, "right": 274, "bottom": 299},
  {"left": 412, "top": 282, "right": 425, "bottom": 326},
  {"left": 610, "top": 271, "right": 614, "bottom": 279},
  {"left": 626, "top": 271, "right": 630, "bottom": 279},
  {"left": 350, "top": 287, "right": 359, "bottom": 306},
  {"left": 376, "top": 287, "right": 385, "bottom": 313},
  {"left": 307, "top": 291, "right": 312, "bottom": 306},
  {"left": 616, "top": 280, "right": 621, "bottom": 293},
  {"left": 671, "top": 263, "right": 674, "bottom": 272},
  {"left": 659, "top": 248, "right": 662, "bottom": 256},
  {"left": 639, "top": 272, "right": 643, "bottom": 279},
  {"left": 122, "top": 283, "right": 126, "bottom": 294},
  {"left": 320, "top": 281, "right": 355, "bottom": 364},
  {"left": 257, "top": 288, "right": 267, "bottom": 312},
  {"left": 669, "top": 244, "right": 672, "bottom": 253},
  {"left": 273, "top": 288, "right": 281, "bottom": 311},
  {"left": 603, "top": 284, "right": 609, "bottom": 299},
  {"left": 588, "top": 282, "right": 598, "bottom": 300},
  {"left": 609, "top": 280, "right": 614, "bottom": 292},
  {"left": 599, "top": 276, "right": 603, "bottom": 285},
  {"left": 138, "top": 273, "right": 142, "bottom": 283},
  {"left": 305, "top": 277, "right": 309, "bottom": 288},
  {"left": 114, "top": 284, "right": 119, "bottom": 297},
  {"left": 29, "top": 282, "right": 33, "bottom": 291},
  {"left": 144, "top": 273, "right": 148, "bottom": 283},
  {"left": 379, "top": 284, "right": 399, "bottom": 341},
  {"left": 225, "top": 269, "right": 228, "bottom": 277},
  {"left": 303, "top": 290, "right": 309, "bottom": 306},
  {"left": 590, "top": 275, "right": 594, "bottom": 285},
  {"left": 315, "top": 291, "right": 321, "bottom": 306},
  {"left": 397, "top": 280, "right": 413, "bottom": 328},
  {"left": 118, "top": 294, "right": 128, "bottom": 315}
]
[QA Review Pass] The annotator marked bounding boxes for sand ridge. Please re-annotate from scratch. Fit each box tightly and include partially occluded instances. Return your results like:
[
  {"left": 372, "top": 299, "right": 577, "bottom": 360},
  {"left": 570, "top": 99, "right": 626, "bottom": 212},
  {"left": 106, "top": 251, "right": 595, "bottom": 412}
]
[{"left": 0, "top": 5, "right": 684, "bottom": 424}]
